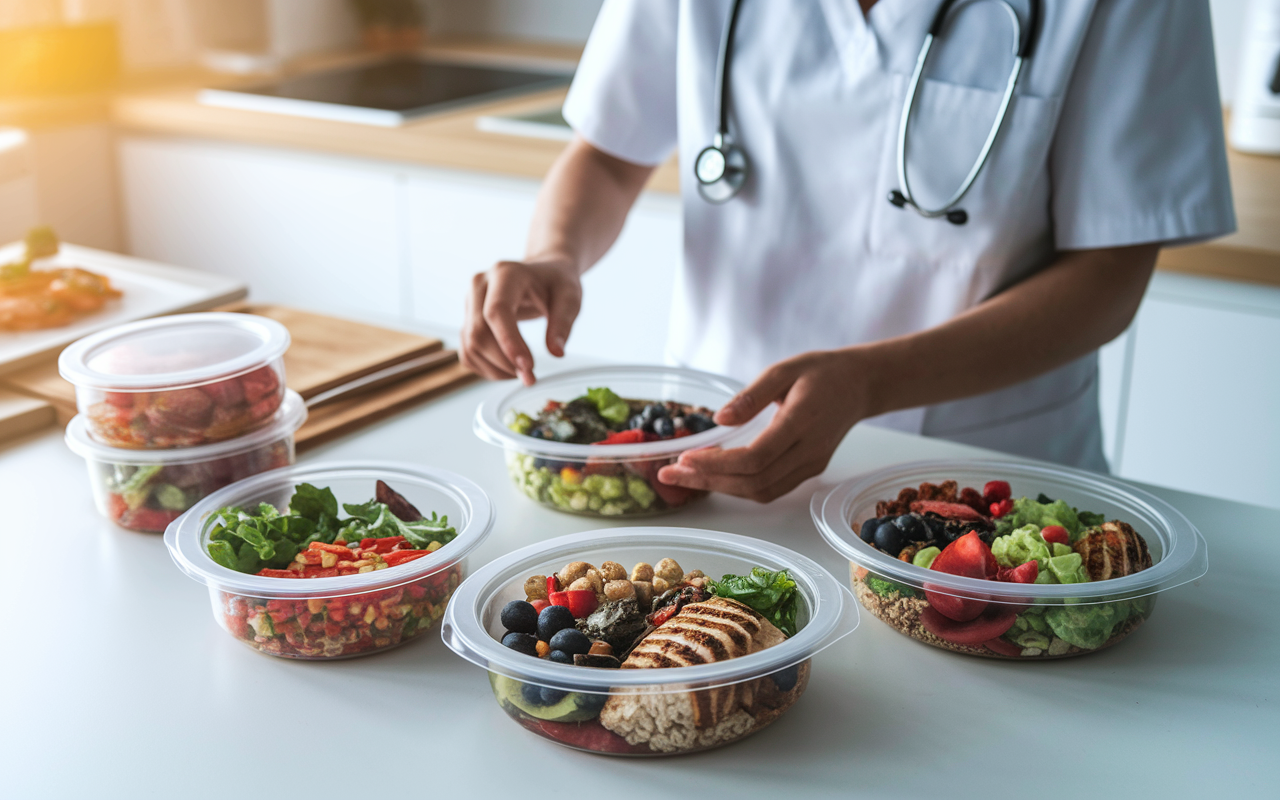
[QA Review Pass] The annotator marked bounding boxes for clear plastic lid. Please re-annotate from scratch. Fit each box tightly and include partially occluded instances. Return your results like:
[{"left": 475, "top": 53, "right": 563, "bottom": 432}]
[
  {"left": 811, "top": 459, "right": 1209, "bottom": 604},
  {"left": 59, "top": 313, "right": 291, "bottom": 391},
  {"left": 441, "top": 527, "right": 860, "bottom": 695},
  {"left": 473, "top": 365, "right": 768, "bottom": 462},
  {"left": 65, "top": 390, "right": 307, "bottom": 465},
  {"left": 164, "top": 461, "right": 494, "bottom": 599}
]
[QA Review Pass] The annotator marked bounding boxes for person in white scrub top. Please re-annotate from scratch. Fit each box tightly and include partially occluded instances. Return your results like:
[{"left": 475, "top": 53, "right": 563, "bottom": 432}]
[{"left": 460, "top": 0, "right": 1235, "bottom": 502}]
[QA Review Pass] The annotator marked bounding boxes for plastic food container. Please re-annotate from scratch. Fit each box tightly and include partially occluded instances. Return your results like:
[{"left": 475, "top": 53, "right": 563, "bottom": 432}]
[
  {"left": 165, "top": 461, "right": 494, "bottom": 660},
  {"left": 442, "top": 527, "right": 858, "bottom": 756},
  {"left": 811, "top": 459, "right": 1208, "bottom": 660},
  {"left": 59, "top": 312, "right": 291, "bottom": 449},
  {"left": 473, "top": 366, "right": 765, "bottom": 517},
  {"left": 67, "top": 389, "right": 306, "bottom": 533}
]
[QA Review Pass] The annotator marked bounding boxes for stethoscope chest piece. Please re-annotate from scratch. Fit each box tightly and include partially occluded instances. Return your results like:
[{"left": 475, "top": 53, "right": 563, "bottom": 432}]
[{"left": 695, "top": 135, "right": 748, "bottom": 203}]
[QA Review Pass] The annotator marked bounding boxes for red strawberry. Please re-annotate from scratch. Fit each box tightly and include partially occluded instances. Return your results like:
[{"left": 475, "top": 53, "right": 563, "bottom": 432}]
[
  {"left": 239, "top": 366, "right": 280, "bottom": 404},
  {"left": 145, "top": 388, "right": 214, "bottom": 430},
  {"left": 930, "top": 532, "right": 999, "bottom": 580},
  {"left": 594, "top": 429, "right": 650, "bottom": 445},
  {"left": 247, "top": 394, "right": 281, "bottom": 422},
  {"left": 920, "top": 605, "right": 1019, "bottom": 645},
  {"left": 983, "top": 637, "right": 1024, "bottom": 657},
  {"left": 200, "top": 377, "right": 245, "bottom": 408},
  {"left": 989, "top": 498, "right": 1014, "bottom": 518},
  {"left": 996, "top": 560, "right": 1039, "bottom": 584},
  {"left": 530, "top": 599, "right": 550, "bottom": 613},
  {"left": 1040, "top": 525, "right": 1069, "bottom": 546},
  {"left": 910, "top": 500, "right": 989, "bottom": 522},
  {"left": 982, "top": 480, "right": 1012, "bottom": 506},
  {"left": 519, "top": 717, "right": 638, "bottom": 755}
]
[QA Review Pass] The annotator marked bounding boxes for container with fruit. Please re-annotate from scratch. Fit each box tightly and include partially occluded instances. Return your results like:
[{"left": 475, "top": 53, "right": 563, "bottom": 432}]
[
  {"left": 165, "top": 462, "right": 493, "bottom": 660},
  {"left": 67, "top": 389, "right": 306, "bottom": 532},
  {"left": 441, "top": 527, "right": 858, "bottom": 756},
  {"left": 811, "top": 460, "right": 1207, "bottom": 659},
  {"left": 473, "top": 366, "right": 765, "bottom": 517},
  {"left": 59, "top": 312, "right": 291, "bottom": 449}
]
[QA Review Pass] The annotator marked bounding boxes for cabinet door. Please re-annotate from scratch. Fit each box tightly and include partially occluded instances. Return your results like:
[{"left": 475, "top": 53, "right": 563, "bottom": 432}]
[
  {"left": 1116, "top": 275, "right": 1280, "bottom": 508},
  {"left": 119, "top": 137, "right": 404, "bottom": 319},
  {"left": 406, "top": 167, "right": 681, "bottom": 364}
]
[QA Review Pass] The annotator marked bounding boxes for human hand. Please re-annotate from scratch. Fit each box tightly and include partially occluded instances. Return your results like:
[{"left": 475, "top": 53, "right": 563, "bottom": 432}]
[
  {"left": 656, "top": 350, "right": 871, "bottom": 503},
  {"left": 460, "top": 258, "right": 583, "bottom": 385}
]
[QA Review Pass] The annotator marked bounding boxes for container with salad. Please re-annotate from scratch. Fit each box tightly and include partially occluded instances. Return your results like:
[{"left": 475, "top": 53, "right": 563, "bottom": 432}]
[
  {"left": 165, "top": 462, "right": 493, "bottom": 660},
  {"left": 442, "top": 527, "right": 859, "bottom": 756},
  {"left": 811, "top": 460, "right": 1208, "bottom": 660},
  {"left": 473, "top": 366, "right": 766, "bottom": 517}
]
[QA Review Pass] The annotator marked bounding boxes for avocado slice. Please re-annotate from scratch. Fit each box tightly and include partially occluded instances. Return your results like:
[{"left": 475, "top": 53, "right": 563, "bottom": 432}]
[{"left": 490, "top": 674, "right": 605, "bottom": 723}]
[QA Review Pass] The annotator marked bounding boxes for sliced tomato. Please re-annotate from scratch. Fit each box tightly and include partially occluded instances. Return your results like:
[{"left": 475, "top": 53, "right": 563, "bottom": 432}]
[
  {"left": 930, "top": 532, "right": 998, "bottom": 580},
  {"left": 920, "top": 605, "right": 1018, "bottom": 645},
  {"left": 565, "top": 589, "right": 599, "bottom": 618}
]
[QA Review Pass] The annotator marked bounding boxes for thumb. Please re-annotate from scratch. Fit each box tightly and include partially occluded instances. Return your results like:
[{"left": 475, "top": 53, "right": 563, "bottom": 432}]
[
  {"left": 715, "top": 364, "right": 796, "bottom": 426},
  {"left": 544, "top": 281, "right": 582, "bottom": 357}
]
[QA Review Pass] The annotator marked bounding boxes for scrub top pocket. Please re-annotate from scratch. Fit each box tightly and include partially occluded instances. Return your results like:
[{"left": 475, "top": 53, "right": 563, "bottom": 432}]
[{"left": 867, "top": 75, "right": 1062, "bottom": 271}]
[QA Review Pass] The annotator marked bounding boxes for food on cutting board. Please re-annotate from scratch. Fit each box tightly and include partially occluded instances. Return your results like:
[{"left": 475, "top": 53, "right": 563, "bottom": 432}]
[
  {"left": 0, "top": 227, "right": 122, "bottom": 331},
  {"left": 853, "top": 478, "right": 1156, "bottom": 659},
  {"left": 491, "top": 556, "right": 809, "bottom": 755},
  {"left": 504, "top": 386, "right": 719, "bottom": 516},
  {"left": 86, "top": 364, "right": 284, "bottom": 449},
  {"left": 206, "top": 480, "right": 460, "bottom": 658}
]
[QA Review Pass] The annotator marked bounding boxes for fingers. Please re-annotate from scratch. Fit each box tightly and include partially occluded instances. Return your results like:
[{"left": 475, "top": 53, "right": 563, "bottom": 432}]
[
  {"left": 675, "top": 398, "right": 804, "bottom": 475},
  {"left": 461, "top": 272, "right": 517, "bottom": 380},
  {"left": 482, "top": 263, "right": 540, "bottom": 385},
  {"left": 657, "top": 440, "right": 823, "bottom": 503},
  {"left": 715, "top": 363, "right": 799, "bottom": 426},
  {"left": 544, "top": 277, "right": 582, "bottom": 358}
]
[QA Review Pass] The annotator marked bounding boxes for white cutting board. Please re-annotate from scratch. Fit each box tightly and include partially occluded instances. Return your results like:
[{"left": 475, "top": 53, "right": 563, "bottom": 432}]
[{"left": 0, "top": 242, "right": 247, "bottom": 376}]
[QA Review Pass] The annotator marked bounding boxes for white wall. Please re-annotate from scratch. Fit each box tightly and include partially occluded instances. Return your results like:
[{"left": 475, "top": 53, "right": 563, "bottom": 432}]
[
  {"left": 1211, "top": 0, "right": 1250, "bottom": 105},
  {"left": 423, "top": 0, "right": 602, "bottom": 45}
]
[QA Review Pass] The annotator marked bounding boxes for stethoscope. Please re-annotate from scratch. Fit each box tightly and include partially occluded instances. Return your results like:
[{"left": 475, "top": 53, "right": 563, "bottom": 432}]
[{"left": 694, "top": 0, "right": 1043, "bottom": 224}]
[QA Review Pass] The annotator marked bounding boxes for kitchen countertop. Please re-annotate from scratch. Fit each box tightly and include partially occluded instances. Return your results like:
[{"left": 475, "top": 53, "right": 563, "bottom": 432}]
[{"left": 1, "top": 348, "right": 1274, "bottom": 799}]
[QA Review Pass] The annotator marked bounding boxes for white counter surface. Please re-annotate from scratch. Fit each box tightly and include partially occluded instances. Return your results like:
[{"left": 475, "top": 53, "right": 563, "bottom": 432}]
[{"left": 2, "top": 357, "right": 1275, "bottom": 799}]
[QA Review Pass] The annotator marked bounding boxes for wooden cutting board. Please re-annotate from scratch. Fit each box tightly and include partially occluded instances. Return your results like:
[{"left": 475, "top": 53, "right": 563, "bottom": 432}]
[
  {"left": 0, "top": 305, "right": 476, "bottom": 444},
  {"left": 0, "top": 390, "right": 55, "bottom": 443}
]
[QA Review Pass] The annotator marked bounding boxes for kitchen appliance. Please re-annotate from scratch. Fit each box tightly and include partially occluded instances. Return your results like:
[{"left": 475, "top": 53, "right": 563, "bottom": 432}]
[
  {"left": 1231, "top": 0, "right": 1280, "bottom": 155},
  {"left": 199, "top": 58, "right": 571, "bottom": 127}
]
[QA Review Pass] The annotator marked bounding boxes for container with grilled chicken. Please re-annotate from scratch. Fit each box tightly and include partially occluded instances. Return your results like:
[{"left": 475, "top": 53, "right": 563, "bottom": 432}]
[
  {"left": 811, "top": 460, "right": 1208, "bottom": 660},
  {"left": 440, "top": 527, "right": 859, "bottom": 756}
]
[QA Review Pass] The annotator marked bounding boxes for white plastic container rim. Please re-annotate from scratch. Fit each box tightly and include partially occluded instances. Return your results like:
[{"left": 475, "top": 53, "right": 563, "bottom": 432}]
[
  {"left": 441, "top": 527, "right": 860, "bottom": 695},
  {"left": 66, "top": 390, "right": 307, "bottom": 465},
  {"left": 165, "top": 461, "right": 494, "bottom": 598},
  {"left": 811, "top": 459, "right": 1208, "bottom": 603},
  {"left": 473, "top": 365, "right": 768, "bottom": 462},
  {"left": 59, "top": 312, "right": 291, "bottom": 391}
]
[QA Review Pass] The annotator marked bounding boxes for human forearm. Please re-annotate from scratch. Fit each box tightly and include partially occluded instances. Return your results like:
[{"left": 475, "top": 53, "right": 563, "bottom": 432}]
[
  {"left": 525, "top": 134, "right": 654, "bottom": 275},
  {"left": 852, "top": 243, "right": 1159, "bottom": 419}
]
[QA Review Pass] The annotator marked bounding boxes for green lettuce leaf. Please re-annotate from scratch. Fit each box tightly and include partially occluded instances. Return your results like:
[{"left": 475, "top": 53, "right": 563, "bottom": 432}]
[
  {"left": 1044, "top": 601, "right": 1131, "bottom": 649},
  {"left": 584, "top": 387, "right": 630, "bottom": 425}
]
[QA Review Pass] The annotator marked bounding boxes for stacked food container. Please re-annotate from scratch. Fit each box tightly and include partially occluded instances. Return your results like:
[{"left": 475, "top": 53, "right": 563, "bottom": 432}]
[{"left": 61, "top": 312, "right": 304, "bottom": 532}]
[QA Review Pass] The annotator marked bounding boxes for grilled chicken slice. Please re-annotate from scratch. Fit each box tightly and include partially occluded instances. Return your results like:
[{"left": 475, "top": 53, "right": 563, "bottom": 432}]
[{"left": 1073, "top": 521, "right": 1153, "bottom": 581}]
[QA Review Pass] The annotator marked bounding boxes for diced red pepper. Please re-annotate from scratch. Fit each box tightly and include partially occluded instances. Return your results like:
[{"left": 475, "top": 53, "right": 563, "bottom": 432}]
[
  {"left": 256, "top": 568, "right": 301, "bottom": 578},
  {"left": 530, "top": 598, "right": 550, "bottom": 613},
  {"left": 566, "top": 589, "right": 598, "bottom": 618},
  {"left": 547, "top": 575, "right": 561, "bottom": 595},
  {"left": 548, "top": 590, "right": 570, "bottom": 608},
  {"left": 295, "top": 550, "right": 323, "bottom": 565},
  {"left": 383, "top": 550, "right": 427, "bottom": 567},
  {"left": 309, "top": 541, "right": 356, "bottom": 560}
]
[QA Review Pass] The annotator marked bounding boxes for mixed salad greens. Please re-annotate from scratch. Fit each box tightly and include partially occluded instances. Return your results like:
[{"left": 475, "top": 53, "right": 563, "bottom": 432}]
[{"left": 709, "top": 567, "right": 799, "bottom": 638}]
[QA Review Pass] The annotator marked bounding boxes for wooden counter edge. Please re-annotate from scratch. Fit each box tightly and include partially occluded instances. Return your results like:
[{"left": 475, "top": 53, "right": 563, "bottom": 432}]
[{"left": 1156, "top": 243, "right": 1280, "bottom": 288}]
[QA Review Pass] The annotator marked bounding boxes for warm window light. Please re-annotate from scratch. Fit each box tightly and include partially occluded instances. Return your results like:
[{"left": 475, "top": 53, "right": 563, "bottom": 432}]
[{"left": 0, "top": 20, "right": 120, "bottom": 96}]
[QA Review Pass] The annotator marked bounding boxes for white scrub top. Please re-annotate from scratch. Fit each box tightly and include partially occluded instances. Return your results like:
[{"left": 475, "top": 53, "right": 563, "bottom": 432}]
[{"left": 563, "top": 0, "right": 1235, "bottom": 471}]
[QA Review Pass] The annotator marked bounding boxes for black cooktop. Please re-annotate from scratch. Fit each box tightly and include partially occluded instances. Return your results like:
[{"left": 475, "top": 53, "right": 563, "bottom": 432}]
[{"left": 200, "top": 59, "right": 571, "bottom": 127}]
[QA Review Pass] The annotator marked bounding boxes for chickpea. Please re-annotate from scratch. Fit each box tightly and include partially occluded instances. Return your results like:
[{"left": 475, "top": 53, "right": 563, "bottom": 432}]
[
  {"left": 604, "top": 579, "right": 636, "bottom": 601},
  {"left": 560, "top": 561, "right": 591, "bottom": 584},
  {"left": 600, "top": 561, "right": 627, "bottom": 581},
  {"left": 655, "top": 558, "right": 684, "bottom": 584},
  {"left": 631, "top": 580, "right": 654, "bottom": 609},
  {"left": 685, "top": 569, "right": 706, "bottom": 580},
  {"left": 631, "top": 562, "right": 654, "bottom": 583},
  {"left": 589, "top": 641, "right": 614, "bottom": 656},
  {"left": 524, "top": 575, "right": 548, "bottom": 601},
  {"left": 687, "top": 575, "right": 709, "bottom": 589},
  {"left": 652, "top": 576, "right": 671, "bottom": 594},
  {"left": 568, "top": 577, "right": 594, "bottom": 593},
  {"left": 585, "top": 568, "right": 605, "bottom": 593}
]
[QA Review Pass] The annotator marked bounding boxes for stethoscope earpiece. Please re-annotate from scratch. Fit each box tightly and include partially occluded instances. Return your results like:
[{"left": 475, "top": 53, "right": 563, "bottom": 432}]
[{"left": 889, "top": 189, "right": 967, "bottom": 224}]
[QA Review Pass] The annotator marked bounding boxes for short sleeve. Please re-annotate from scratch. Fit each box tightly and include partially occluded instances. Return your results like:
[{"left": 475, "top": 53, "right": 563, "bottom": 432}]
[
  {"left": 562, "top": 0, "right": 680, "bottom": 167},
  {"left": 1050, "top": 0, "right": 1236, "bottom": 249}
]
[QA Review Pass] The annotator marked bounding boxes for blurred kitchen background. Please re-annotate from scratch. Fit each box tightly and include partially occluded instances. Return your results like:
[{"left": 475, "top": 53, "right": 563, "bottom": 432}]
[{"left": 1, "top": 0, "right": 1278, "bottom": 510}]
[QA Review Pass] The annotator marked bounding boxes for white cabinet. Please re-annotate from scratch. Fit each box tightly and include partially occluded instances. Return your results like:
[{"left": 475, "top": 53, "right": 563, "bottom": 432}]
[
  {"left": 119, "top": 137, "right": 404, "bottom": 319},
  {"left": 405, "top": 166, "right": 681, "bottom": 364},
  {"left": 1108, "top": 273, "right": 1280, "bottom": 508}
]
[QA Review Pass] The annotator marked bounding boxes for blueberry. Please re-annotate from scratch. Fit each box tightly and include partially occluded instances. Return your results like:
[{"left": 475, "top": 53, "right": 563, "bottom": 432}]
[
  {"left": 685, "top": 413, "right": 714, "bottom": 434},
  {"left": 537, "top": 605, "right": 577, "bottom": 642},
  {"left": 629, "top": 413, "right": 647, "bottom": 430},
  {"left": 652, "top": 416, "right": 675, "bottom": 438},
  {"left": 500, "top": 600, "right": 538, "bottom": 635},
  {"left": 549, "top": 628, "right": 591, "bottom": 656},
  {"left": 501, "top": 632, "right": 539, "bottom": 656},
  {"left": 859, "top": 517, "right": 882, "bottom": 544},
  {"left": 540, "top": 686, "right": 568, "bottom": 704},
  {"left": 922, "top": 515, "right": 947, "bottom": 541},
  {"left": 521, "top": 681, "right": 546, "bottom": 706},
  {"left": 893, "top": 513, "right": 926, "bottom": 541},
  {"left": 771, "top": 664, "right": 801, "bottom": 692},
  {"left": 642, "top": 403, "right": 668, "bottom": 422},
  {"left": 874, "top": 520, "right": 908, "bottom": 556},
  {"left": 548, "top": 649, "right": 574, "bottom": 664},
  {"left": 530, "top": 428, "right": 546, "bottom": 439}
]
